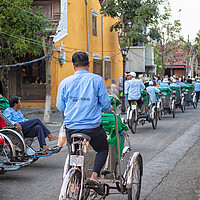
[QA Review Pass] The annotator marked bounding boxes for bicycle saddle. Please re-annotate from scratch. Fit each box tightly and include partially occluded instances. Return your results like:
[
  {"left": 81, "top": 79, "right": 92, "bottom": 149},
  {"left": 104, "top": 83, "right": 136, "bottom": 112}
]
[{"left": 71, "top": 133, "right": 91, "bottom": 142}]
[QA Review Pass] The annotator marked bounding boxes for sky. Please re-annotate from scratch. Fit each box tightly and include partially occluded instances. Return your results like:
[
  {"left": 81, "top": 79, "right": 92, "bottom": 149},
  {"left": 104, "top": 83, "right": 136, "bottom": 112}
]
[{"left": 168, "top": 0, "right": 200, "bottom": 43}]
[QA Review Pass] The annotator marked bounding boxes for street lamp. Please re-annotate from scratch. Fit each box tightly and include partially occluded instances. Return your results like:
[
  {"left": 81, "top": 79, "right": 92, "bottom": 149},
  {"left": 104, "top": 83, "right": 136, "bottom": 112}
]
[{"left": 121, "top": 47, "right": 128, "bottom": 114}]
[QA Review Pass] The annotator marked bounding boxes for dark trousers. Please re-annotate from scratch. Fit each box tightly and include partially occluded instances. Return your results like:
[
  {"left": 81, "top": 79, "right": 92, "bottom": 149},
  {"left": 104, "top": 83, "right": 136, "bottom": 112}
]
[
  {"left": 128, "top": 98, "right": 143, "bottom": 109},
  {"left": 19, "top": 118, "right": 51, "bottom": 148},
  {"left": 65, "top": 125, "right": 109, "bottom": 175},
  {"left": 196, "top": 91, "right": 200, "bottom": 102}
]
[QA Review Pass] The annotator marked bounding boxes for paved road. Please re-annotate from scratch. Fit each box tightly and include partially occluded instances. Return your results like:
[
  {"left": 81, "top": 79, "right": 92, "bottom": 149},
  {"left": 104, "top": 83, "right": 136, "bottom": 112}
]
[{"left": 0, "top": 105, "right": 200, "bottom": 200}]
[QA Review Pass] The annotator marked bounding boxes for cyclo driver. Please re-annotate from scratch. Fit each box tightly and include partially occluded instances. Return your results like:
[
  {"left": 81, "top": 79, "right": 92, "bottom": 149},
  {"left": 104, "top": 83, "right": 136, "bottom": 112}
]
[
  {"left": 126, "top": 72, "right": 145, "bottom": 113},
  {"left": 56, "top": 51, "right": 113, "bottom": 194}
]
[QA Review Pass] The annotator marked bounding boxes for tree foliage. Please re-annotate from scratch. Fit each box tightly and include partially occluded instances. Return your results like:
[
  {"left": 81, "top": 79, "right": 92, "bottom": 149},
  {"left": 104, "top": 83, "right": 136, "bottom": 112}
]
[
  {"left": 101, "top": 0, "right": 163, "bottom": 47},
  {"left": 0, "top": 0, "right": 50, "bottom": 65},
  {"left": 154, "top": 0, "right": 185, "bottom": 75}
]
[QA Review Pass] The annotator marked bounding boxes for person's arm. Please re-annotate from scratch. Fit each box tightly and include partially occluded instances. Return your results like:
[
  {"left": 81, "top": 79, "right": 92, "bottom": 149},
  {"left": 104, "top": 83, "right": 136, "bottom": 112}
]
[
  {"left": 155, "top": 87, "right": 161, "bottom": 94},
  {"left": 15, "top": 123, "right": 22, "bottom": 131},
  {"left": 56, "top": 81, "right": 67, "bottom": 114},
  {"left": 98, "top": 78, "right": 112, "bottom": 112},
  {"left": 3, "top": 109, "right": 18, "bottom": 126},
  {"left": 140, "top": 81, "right": 145, "bottom": 90}
]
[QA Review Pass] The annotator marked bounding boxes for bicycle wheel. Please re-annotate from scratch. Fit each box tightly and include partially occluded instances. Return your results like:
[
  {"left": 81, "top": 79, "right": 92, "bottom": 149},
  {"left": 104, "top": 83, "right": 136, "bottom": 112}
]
[
  {"left": 127, "top": 155, "right": 142, "bottom": 200},
  {"left": 172, "top": 102, "right": 175, "bottom": 118},
  {"left": 151, "top": 108, "right": 157, "bottom": 129},
  {"left": 59, "top": 168, "right": 82, "bottom": 200},
  {"left": 0, "top": 136, "right": 14, "bottom": 163},
  {"left": 193, "top": 97, "right": 197, "bottom": 109},
  {"left": 0, "top": 129, "right": 25, "bottom": 161},
  {"left": 181, "top": 100, "right": 185, "bottom": 113},
  {"left": 130, "top": 110, "right": 137, "bottom": 134}
]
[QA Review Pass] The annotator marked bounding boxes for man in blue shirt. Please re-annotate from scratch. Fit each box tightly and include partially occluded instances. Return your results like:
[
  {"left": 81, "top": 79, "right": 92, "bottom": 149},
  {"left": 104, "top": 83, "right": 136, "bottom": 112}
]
[
  {"left": 126, "top": 72, "right": 145, "bottom": 113},
  {"left": 118, "top": 73, "right": 127, "bottom": 98},
  {"left": 56, "top": 51, "right": 113, "bottom": 190},
  {"left": 146, "top": 81, "right": 161, "bottom": 105},
  {"left": 3, "top": 96, "right": 58, "bottom": 152},
  {"left": 170, "top": 79, "right": 180, "bottom": 88},
  {"left": 160, "top": 78, "right": 170, "bottom": 88},
  {"left": 194, "top": 79, "right": 200, "bottom": 102}
]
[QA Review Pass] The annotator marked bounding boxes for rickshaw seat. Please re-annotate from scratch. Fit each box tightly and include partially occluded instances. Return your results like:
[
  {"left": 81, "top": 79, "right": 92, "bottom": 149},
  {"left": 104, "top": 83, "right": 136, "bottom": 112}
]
[
  {"left": 71, "top": 133, "right": 91, "bottom": 142},
  {"left": 0, "top": 137, "right": 4, "bottom": 144},
  {"left": 0, "top": 112, "right": 34, "bottom": 146}
]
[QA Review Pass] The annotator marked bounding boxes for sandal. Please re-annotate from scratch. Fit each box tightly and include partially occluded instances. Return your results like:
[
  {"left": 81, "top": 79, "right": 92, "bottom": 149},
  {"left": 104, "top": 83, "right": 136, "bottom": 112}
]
[
  {"left": 86, "top": 179, "right": 104, "bottom": 195},
  {"left": 42, "top": 146, "right": 53, "bottom": 152}
]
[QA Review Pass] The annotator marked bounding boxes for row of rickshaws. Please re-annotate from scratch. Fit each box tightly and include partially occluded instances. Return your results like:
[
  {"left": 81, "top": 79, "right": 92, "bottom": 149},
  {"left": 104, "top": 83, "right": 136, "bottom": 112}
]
[
  {"left": 0, "top": 83, "right": 197, "bottom": 200},
  {"left": 127, "top": 83, "right": 197, "bottom": 134}
]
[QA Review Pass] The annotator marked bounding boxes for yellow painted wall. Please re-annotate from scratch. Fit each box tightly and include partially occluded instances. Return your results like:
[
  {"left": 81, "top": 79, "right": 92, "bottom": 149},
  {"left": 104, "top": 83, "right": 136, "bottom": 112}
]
[{"left": 51, "top": 0, "right": 123, "bottom": 109}]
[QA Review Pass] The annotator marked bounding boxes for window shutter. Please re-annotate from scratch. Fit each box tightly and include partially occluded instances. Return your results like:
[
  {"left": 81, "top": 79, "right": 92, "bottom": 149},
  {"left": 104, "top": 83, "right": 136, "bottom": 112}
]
[
  {"left": 93, "top": 59, "right": 102, "bottom": 76},
  {"left": 105, "top": 61, "right": 111, "bottom": 80}
]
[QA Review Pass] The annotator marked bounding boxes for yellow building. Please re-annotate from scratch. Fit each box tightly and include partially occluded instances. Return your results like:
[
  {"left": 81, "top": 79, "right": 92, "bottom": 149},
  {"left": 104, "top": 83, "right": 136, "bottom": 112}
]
[
  {"left": 50, "top": 0, "right": 122, "bottom": 109},
  {"left": 22, "top": 0, "right": 123, "bottom": 109}
]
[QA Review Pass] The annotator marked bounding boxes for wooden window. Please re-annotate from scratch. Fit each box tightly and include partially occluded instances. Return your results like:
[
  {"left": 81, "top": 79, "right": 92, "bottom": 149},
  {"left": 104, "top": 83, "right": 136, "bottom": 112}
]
[
  {"left": 92, "top": 15, "right": 97, "bottom": 36},
  {"left": 93, "top": 59, "right": 102, "bottom": 76},
  {"left": 105, "top": 61, "right": 111, "bottom": 80}
]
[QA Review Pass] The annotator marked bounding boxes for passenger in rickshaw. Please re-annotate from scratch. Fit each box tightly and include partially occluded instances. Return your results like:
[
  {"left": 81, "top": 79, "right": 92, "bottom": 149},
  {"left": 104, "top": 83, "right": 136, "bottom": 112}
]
[
  {"left": 126, "top": 71, "right": 145, "bottom": 113},
  {"left": 194, "top": 79, "right": 200, "bottom": 102},
  {"left": 146, "top": 81, "right": 161, "bottom": 106},
  {"left": 179, "top": 81, "right": 187, "bottom": 86},
  {"left": 56, "top": 51, "right": 113, "bottom": 192},
  {"left": 3, "top": 96, "right": 58, "bottom": 152},
  {"left": 170, "top": 79, "right": 180, "bottom": 88},
  {"left": 160, "top": 78, "right": 170, "bottom": 88}
]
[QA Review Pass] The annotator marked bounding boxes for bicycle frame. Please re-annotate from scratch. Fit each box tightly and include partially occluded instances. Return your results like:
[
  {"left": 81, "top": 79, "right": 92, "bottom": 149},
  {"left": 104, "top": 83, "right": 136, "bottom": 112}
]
[{"left": 127, "top": 102, "right": 138, "bottom": 122}]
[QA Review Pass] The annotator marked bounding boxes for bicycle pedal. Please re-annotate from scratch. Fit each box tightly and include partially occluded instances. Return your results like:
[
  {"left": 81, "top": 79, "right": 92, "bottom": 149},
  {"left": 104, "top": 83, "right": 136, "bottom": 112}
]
[{"left": 101, "top": 170, "right": 111, "bottom": 176}]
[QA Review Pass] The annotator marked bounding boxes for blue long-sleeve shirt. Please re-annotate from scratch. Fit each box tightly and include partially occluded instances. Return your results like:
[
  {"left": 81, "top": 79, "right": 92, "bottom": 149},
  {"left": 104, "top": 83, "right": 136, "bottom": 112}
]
[
  {"left": 118, "top": 76, "right": 123, "bottom": 91},
  {"left": 3, "top": 107, "right": 28, "bottom": 125},
  {"left": 194, "top": 82, "right": 200, "bottom": 92},
  {"left": 146, "top": 86, "right": 160, "bottom": 103},
  {"left": 160, "top": 82, "right": 170, "bottom": 88},
  {"left": 56, "top": 70, "right": 112, "bottom": 129},
  {"left": 127, "top": 78, "right": 145, "bottom": 100}
]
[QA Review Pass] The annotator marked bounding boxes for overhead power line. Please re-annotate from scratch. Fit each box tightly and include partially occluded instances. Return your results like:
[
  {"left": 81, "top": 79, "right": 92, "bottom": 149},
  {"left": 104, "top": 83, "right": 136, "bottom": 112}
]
[{"left": 0, "top": 54, "right": 49, "bottom": 68}]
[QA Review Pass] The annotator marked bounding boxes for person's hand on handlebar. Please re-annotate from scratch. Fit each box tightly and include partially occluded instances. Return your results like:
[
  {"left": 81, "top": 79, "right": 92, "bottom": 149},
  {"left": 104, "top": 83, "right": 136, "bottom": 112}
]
[{"left": 110, "top": 107, "right": 115, "bottom": 112}]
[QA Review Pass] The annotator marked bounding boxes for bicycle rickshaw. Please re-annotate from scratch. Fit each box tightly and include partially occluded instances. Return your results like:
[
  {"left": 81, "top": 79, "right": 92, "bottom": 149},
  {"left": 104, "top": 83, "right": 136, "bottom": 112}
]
[
  {"left": 0, "top": 132, "right": 32, "bottom": 174},
  {"left": 180, "top": 84, "right": 197, "bottom": 109},
  {"left": 59, "top": 96, "right": 143, "bottom": 200},
  {"left": 169, "top": 86, "right": 185, "bottom": 113},
  {"left": 157, "top": 87, "right": 176, "bottom": 118},
  {"left": 0, "top": 111, "right": 61, "bottom": 170},
  {"left": 127, "top": 90, "right": 158, "bottom": 134}
]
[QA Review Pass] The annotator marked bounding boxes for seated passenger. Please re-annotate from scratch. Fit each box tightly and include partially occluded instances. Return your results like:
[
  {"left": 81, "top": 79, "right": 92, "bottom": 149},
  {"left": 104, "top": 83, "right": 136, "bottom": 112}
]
[
  {"left": 160, "top": 78, "right": 170, "bottom": 88},
  {"left": 3, "top": 96, "right": 58, "bottom": 152},
  {"left": 170, "top": 79, "right": 180, "bottom": 88},
  {"left": 146, "top": 81, "right": 161, "bottom": 106}
]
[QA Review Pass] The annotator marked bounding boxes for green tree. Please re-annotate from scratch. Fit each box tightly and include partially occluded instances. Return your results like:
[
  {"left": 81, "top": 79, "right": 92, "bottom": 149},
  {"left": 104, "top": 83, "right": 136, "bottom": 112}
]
[
  {"left": 101, "top": 0, "right": 163, "bottom": 47},
  {"left": 0, "top": 0, "right": 50, "bottom": 97},
  {"left": 154, "top": 0, "right": 184, "bottom": 76}
]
